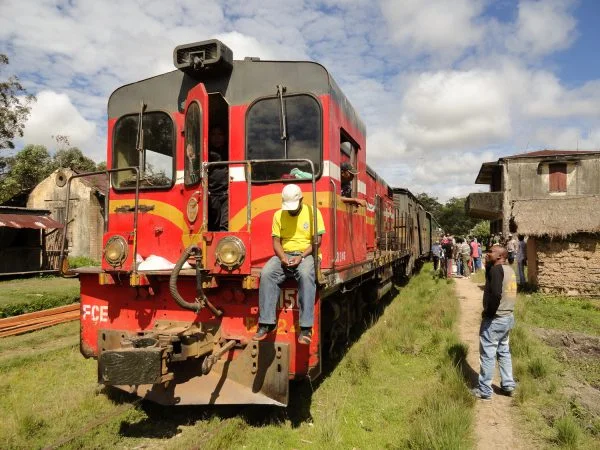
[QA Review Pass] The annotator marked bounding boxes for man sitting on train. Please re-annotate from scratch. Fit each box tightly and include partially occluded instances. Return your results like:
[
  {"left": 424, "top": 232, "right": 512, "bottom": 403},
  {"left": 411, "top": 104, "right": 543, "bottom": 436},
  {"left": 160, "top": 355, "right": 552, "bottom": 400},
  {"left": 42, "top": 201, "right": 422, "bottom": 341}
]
[{"left": 253, "top": 184, "right": 325, "bottom": 345}]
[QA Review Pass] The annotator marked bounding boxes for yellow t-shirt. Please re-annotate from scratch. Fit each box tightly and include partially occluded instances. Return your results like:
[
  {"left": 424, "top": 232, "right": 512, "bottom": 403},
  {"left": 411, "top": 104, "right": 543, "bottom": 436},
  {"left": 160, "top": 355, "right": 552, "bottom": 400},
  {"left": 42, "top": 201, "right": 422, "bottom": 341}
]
[{"left": 272, "top": 204, "right": 325, "bottom": 253}]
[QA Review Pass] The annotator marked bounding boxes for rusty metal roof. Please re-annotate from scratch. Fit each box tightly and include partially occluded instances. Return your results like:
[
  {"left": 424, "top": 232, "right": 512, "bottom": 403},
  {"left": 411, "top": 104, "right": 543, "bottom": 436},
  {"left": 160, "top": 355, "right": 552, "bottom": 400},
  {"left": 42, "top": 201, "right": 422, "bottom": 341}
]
[
  {"left": 502, "top": 149, "right": 600, "bottom": 159},
  {"left": 0, "top": 207, "right": 63, "bottom": 229}
]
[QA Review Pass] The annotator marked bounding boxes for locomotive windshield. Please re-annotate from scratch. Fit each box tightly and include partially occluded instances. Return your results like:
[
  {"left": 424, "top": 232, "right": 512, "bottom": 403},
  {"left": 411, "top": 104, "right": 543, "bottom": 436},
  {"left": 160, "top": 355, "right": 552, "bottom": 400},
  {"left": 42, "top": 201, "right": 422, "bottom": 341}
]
[
  {"left": 112, "top": 112, "right": 175, "bottom": 188},
  {"left": 246, "top": 94, "right": 321, "bottom": 181}
]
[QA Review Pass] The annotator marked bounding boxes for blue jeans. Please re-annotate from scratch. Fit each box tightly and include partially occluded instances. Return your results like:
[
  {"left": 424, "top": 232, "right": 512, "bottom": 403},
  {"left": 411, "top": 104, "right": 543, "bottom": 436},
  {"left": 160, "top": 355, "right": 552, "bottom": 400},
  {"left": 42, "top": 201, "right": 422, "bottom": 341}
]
[
  {"left": 478, "top": 314, "right": 516, "bottom": 397},
  {"left": 517, "top": 261, "right": 526, "bottom": 284},
  {"left": 258, "top": 254, "right": 316, "bottom": 328},
  {"left": 473, "top": 257, "right": 481, "bottom": 271}
]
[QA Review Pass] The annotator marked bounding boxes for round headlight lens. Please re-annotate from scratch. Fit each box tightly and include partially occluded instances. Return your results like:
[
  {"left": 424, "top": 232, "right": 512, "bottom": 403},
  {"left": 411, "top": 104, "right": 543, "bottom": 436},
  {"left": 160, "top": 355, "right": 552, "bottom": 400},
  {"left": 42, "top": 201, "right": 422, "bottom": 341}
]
[
  {"left": 215, "top": 237, "right": 246, "bottom": 270},
  {"left": 104, "top": 235, "right": 128, "bottom": 267}
]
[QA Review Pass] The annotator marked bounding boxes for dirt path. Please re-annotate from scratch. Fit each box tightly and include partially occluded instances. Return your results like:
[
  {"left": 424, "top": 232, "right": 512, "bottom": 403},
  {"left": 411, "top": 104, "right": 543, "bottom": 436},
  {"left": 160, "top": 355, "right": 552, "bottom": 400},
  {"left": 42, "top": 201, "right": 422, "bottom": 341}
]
[{"left": 454, "top": 277, "right": 525, "bottom": 450}]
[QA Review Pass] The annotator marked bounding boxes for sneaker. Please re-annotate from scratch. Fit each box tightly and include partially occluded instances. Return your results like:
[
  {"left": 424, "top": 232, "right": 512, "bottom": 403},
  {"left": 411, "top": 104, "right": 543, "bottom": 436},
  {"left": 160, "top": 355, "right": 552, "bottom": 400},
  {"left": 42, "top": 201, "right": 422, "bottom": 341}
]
[
  {"left": 500, "top": 387, "right": 515, "bottom": 397},
  {"left": 298, "top": 328, "right": 312, "bottom": 345},
  {"left": 252, "top": 325, "right": 273, "bottom": 341},
  {"left": 471, "top": 388, "right": 491, "bottom": 401}
]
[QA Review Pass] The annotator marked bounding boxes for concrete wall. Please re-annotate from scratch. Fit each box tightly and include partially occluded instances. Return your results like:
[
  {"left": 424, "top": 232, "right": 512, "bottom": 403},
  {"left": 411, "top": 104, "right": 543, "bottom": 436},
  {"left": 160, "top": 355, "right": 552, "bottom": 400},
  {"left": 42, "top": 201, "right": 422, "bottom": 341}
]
[
  {"left": 28, "top": 170, "right": 105, "bottom": 260},
  {"left": 506, "top": 156, "right": 600, "bottom": 200},
  {"left": 533, "top": 233, "right": 600, "bottom": 295}
]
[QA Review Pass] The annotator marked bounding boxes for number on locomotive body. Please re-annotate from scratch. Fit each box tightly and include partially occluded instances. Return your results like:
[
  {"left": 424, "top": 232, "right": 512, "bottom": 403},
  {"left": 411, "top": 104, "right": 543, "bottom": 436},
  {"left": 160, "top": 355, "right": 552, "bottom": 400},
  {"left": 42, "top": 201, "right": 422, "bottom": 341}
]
[{"left": 278, "top": 288, "right": 298, "bottom": 309}]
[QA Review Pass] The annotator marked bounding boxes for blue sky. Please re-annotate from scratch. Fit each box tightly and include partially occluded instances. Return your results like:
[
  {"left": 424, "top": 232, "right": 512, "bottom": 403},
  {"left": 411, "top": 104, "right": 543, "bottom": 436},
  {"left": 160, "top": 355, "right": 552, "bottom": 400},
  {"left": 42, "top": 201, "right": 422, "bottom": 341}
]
[{"left": 1, "top": 0, "right": 599, "bottom": 200}]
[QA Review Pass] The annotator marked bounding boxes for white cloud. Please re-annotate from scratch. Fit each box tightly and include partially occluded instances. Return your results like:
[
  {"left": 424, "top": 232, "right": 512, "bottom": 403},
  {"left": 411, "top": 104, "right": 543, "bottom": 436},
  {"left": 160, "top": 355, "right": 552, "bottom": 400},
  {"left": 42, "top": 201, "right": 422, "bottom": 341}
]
[
  {"left": 507, "top": 0, "right": 577, "bottom": 56},
  {"left": 397, "top": 70, "right": 511, "bottom": 151},
  {"left": 532, "top": 126, "right": 600, "bottom": 150},
  {"left": 22, "top": 90, "right": 99, "bottom": 157},
  {"left": 380, "top": 0, "right": 485, "bottom": 61}
]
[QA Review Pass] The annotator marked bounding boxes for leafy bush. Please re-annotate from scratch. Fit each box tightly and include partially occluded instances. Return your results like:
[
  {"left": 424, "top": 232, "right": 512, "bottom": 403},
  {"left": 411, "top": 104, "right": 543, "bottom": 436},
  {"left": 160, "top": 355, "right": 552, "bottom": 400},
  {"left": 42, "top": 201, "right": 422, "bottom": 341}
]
[{"left": 67, "top": 256, "right": 100, "bottom": 269}]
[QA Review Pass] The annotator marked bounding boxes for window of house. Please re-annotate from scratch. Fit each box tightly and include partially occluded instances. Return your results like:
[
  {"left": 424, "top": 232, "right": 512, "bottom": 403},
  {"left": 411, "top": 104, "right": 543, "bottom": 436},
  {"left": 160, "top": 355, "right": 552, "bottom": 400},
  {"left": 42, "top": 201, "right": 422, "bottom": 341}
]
[
  {"left": 184, "top": 102, "right": 202, "bottom": 185},
  {"left": 549, "top": 163, "right": 567, "bottom": 193},
  {"left": 246, "top": 94, "right": 321, "bottom": 181},
  {"left": 112, "top": 112, "right": 174, "bottom": 189}
]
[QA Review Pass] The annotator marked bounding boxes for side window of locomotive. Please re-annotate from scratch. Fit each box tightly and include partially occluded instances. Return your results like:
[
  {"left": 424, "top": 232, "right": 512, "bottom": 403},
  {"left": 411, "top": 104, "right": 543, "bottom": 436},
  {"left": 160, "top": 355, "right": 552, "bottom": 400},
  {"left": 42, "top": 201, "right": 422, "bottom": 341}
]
[
  {"left": 112, "top": 112, "right": 174, "bottom": 189},
  {"left": 246, "top": 95, "right": 321, "bottom": 181},
  {"left": 184, "top": 102, "right": 201, "bottom": 185}
]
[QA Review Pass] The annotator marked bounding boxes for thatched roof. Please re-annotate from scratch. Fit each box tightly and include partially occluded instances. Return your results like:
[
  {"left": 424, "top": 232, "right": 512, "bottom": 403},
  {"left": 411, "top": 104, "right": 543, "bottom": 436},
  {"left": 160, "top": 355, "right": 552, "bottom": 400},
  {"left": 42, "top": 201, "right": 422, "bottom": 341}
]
[{"left": 511, "top": 195, "right": 600, "bottom": 237}]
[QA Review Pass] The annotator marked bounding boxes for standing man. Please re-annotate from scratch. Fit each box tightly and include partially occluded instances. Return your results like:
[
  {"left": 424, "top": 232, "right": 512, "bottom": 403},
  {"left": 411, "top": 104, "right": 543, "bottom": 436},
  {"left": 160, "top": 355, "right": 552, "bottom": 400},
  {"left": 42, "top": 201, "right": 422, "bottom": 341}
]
[
  {"left": 472, "top": 246, "right": 517, "bottom": 400},
  {"left": 431, "top": 240, "right": 441, "bottom": 272},
  {"left": 506, "top": 234, "right": 518, "bottom": 265},
  {"left": 460, "top": 238, "right": 471, "bottom": 277},
  {"left": 442, "top": 235, "right": 454, "bottom": 277},
  {"left": 470, "top": 238, "right": 480, "bottom": 273},
  {"left": 254, "top": 184, "right": 325, "bottom": 345},
  {"left": 517, "top": 235, "right": 527, "bottom": 285}
]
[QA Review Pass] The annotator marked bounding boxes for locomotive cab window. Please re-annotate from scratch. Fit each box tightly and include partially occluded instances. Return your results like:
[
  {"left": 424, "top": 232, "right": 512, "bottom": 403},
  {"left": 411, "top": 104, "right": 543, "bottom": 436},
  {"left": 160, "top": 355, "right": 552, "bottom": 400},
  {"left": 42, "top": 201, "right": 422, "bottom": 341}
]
[
  {"left": 246, "top": 94, "right": 321, "bottom": 182},
  {"left": 112, "top": 112, "right": 174, "bottom": 189},
  {"left": 184, "top": 102, "right": 202, "bottom": 185}
]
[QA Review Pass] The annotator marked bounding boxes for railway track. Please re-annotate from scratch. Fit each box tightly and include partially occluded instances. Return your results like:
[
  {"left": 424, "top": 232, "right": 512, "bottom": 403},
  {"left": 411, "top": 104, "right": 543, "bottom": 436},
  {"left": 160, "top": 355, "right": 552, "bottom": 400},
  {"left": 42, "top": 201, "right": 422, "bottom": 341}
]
[{"left": 0, "top": 303, "right": 79, "bottom": 338}]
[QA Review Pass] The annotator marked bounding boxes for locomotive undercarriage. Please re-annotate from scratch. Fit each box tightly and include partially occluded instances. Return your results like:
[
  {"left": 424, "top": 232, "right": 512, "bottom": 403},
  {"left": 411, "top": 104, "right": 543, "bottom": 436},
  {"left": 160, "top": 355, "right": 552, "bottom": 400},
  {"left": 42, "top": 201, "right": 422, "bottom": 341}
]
[
  {"left": 97, "top": 320, "right": 290, "bottom": 406},
  {"left": 321, "top": 259, "right": 403, "bottom": 359}
]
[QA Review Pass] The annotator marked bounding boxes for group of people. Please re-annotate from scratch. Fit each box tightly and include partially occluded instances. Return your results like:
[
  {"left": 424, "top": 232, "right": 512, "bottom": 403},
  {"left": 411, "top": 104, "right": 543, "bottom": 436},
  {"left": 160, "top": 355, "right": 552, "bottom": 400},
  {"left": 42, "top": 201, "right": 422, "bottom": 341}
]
[
  {"left": 432, "top": 232, "right": 528, "bottom": 285},
  {"left": 432, "top": 235, "right": 483, "bottom": 278}
]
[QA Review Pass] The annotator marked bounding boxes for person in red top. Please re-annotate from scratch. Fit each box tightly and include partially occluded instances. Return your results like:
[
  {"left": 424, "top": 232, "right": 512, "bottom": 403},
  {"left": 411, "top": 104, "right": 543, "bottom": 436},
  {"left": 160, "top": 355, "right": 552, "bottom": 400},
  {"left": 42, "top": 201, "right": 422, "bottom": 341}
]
[{"left": 470, "top": 238, "right": 480, "bottom": 272}]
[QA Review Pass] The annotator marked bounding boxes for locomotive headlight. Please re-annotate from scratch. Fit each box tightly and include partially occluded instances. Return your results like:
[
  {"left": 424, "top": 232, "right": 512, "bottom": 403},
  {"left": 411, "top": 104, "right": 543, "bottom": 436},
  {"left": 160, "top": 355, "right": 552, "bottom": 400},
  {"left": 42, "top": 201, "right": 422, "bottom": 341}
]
[
  {"left": 215, "top": 236, "right": 246, "bottom": 270},
  {"left": 104, "top": 236, "right": 128, "bottom": 267}
]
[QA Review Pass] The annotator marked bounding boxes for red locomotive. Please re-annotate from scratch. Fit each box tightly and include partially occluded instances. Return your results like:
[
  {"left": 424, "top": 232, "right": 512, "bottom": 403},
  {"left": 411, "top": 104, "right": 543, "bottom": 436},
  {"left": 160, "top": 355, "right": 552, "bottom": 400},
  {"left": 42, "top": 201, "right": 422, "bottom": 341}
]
[{"left": 61, "top": 40, "right": 436, "bottom": 406}]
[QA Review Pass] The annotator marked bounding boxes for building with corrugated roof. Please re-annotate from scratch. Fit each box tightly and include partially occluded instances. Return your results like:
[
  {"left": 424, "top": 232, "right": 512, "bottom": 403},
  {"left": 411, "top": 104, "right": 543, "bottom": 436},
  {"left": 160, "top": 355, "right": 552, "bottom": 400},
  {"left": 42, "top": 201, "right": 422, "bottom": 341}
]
[
  {"left": 0, "top": 206, "right": 64, "bottom": 275},
  {"left": 466, "top": 150, "right": 600, "bottom": 295}
]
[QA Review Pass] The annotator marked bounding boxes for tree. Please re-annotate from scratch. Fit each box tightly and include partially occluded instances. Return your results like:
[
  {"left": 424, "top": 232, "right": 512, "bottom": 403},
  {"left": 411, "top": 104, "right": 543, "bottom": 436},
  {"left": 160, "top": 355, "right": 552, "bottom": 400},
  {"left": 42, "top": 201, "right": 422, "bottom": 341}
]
[
  {"left": 96, "top": 161, "right": 107, "bottom": 171},
  {"left": 437, "top": 197, "right": 481, "bottom": 237},
  {"left": 0, "top": 55, "right": 35, "bottom": 150},
  {"left": 416, "top": 192, "right": 442, "bottom": 219},
  {"left": 53, "top": 147, "right": 97, "bottom": 172},
  {"left": 470, "top": 220, "right": 490, "bottom": 243},
  {"left": 0, "top": 145, "right": 54, "bottom": 203}
]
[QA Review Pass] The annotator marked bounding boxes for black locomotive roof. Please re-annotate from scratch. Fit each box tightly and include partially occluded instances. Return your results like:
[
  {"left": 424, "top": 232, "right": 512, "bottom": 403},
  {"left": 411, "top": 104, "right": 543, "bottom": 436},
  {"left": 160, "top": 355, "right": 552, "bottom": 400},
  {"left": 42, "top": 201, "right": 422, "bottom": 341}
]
[{"left": 108, "top": 59, "right": 365, "bottom": 136}]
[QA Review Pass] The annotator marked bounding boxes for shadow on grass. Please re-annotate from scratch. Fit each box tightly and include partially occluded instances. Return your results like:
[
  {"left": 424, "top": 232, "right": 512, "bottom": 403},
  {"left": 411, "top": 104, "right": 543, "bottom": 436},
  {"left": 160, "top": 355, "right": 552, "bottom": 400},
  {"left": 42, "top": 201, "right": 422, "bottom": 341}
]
[
  {"left": 447, "top": 342, "right": 478, "bottom": 387},
  {"left": 517, "top": 282, "right": 538, "bottom": 294}
]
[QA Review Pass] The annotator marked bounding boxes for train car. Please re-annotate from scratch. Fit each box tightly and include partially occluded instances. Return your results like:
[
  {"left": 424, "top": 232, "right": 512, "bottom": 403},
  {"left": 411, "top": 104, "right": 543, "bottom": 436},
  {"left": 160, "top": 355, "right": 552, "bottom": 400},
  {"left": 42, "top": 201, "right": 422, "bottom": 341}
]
[
  {"left": 391, "top": 188, "right": 420, "bottom": 274},
  {"left": 60, "top": 39, "right": 422, "bottom": 407}
]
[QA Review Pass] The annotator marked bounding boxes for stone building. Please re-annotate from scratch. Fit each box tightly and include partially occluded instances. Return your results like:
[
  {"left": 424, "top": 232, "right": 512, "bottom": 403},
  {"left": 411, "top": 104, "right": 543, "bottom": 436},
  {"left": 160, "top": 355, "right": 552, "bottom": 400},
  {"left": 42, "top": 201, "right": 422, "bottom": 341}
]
[
  {"left": 466, "top": 150, "right": 600, "bottom": 295},
  {"left": 27, "top": 168, "right": 107, "bottom": 261}
]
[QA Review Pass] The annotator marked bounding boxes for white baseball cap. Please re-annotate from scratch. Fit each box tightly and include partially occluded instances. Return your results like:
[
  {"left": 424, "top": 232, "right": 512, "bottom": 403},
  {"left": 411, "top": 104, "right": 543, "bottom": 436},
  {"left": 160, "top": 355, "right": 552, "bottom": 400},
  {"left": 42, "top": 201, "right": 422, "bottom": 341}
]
[{"left": 281, "top": 184, "right": 303, "bottom": 210}]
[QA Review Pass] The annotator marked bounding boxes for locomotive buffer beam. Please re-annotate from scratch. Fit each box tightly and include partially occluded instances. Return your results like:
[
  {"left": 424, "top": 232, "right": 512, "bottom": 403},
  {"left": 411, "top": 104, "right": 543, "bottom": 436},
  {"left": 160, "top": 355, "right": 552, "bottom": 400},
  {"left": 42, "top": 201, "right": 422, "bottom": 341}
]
[{"left": 97, "top": 325, "right": 290, "bottom": 406}]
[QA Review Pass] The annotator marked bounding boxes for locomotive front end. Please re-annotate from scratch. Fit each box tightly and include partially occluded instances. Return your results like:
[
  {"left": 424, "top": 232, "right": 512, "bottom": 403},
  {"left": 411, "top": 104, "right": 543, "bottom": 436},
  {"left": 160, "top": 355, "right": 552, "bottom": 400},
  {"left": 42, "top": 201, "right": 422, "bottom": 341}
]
[{"left": 73, "top": 39, "right": 328, "bottom": 406}]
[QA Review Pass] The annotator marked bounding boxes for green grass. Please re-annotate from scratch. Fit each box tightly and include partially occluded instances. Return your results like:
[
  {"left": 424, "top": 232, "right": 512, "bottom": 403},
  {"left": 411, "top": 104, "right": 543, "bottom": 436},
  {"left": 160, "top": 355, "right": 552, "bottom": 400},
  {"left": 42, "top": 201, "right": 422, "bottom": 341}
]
[
  {"left": 68, "top": 256, "right": 100, "bottom": 268},
  {"left": 0, "top": 276, "right": 79, "bottom": 318},
  {"left": 510, "top": 288, "right": 600, "bottom": 449},
  {"left": 519, "top": 293, "right": 600, "bottom": 336},
  {"left": 0, "top": 264, "right": 474, "bottom": 449}
]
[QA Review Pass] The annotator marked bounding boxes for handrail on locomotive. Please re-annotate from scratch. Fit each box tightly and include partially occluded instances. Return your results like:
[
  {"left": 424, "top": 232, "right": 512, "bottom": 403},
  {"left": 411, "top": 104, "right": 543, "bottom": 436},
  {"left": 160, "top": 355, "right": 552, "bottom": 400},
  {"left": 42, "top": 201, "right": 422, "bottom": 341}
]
[
  {"left": 59, "top": 158, "right": 319, "bottom": 280},
  {"left": 58, "top": 167, "right": 141, "bottom": 277}
]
